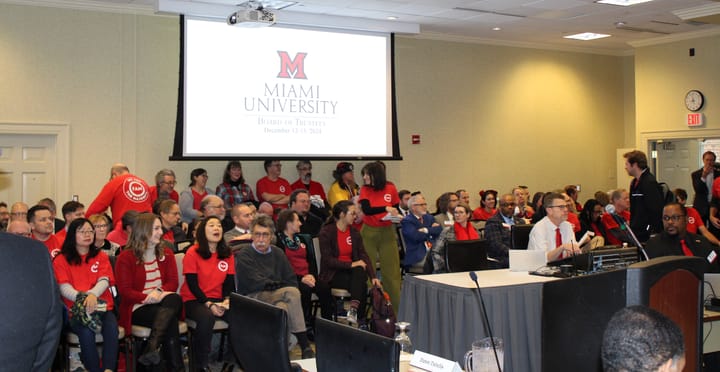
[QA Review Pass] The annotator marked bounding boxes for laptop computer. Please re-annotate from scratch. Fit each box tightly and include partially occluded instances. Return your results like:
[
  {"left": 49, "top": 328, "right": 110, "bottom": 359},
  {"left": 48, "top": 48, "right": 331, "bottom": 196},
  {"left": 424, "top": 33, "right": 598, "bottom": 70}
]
[
  {"left": 315, "top": 318, "right": 400, "bottom": 372},
  {"left": 510, "top": 249, "right": 547, "bottom": 272}
]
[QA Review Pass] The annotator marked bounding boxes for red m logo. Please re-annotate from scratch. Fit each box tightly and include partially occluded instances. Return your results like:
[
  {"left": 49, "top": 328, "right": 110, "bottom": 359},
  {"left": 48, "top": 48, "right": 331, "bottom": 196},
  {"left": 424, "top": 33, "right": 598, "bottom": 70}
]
[{"left": 277, "top": 51, "right": 307, "bottom": 79}]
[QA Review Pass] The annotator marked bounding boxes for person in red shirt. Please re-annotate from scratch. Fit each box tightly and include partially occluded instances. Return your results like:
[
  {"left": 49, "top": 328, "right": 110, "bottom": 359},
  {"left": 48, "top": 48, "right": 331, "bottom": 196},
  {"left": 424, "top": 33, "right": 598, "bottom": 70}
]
[
  {"left": 358, "top": 161, "right": 401, "bottom": 312},
  {"left": 86, "top": 163, "right": 152, "bottom": 230},
  {"left": 179, "top": 168, "right": 214, "bottom": 224},
  {"left": 53, "top": 218, "right": 118, "bottom": 372},
  {"left": 179, "top": 216, "right": 235, "bottom": 371},
  {"left": 563, "top": 193, "right": 582, "bottom": 233},
  {"left": 317, "top": 201, "right": 381, "bottom": 322},
  {"left": 55, "top": 200, "right": 85, "bottom": 246},
  {"left": 256, "top": 160, "right": 292, "bottom": 214},
  {"left": 148, "top": 169, "right": 180, "bottom": 208},
  {"left": 28, "top": 205, "right": 62, "bottom": 258},
  {"left": 157, "top": 199, "right": 186, "bottom": 244},
  {"left": 472, "top": 189, "right": 498, "bottom": 221},
  {"left": 674, "top": 188, "right": 720, "bottom": 246},
  {"left": 115, "top": 213, "right": 183, "bottom": 370},
  {"left": 601, "top": 189, "right": 632, "bottom": 246},
  {"left": 275, "top": 209, "right": 316, "bottom": 326},
  {"left": 291, "top": 160, "right": 327, "bottom": 202}
]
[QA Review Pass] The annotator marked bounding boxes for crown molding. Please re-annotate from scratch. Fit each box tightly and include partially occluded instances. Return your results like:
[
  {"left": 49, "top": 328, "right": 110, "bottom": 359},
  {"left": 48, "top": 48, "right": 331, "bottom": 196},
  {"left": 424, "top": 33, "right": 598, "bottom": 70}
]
[{"left": 628, "top": 27, "right": 720, "bottom": 48}]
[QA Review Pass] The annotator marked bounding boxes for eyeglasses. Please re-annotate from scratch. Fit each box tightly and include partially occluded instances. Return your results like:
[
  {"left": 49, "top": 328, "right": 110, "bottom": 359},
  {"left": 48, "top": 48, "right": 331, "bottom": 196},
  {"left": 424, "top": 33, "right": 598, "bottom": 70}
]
[
  {"left": 662, "top": 215, "right": 686, "bottom": 222},
  {"left": 93, "top": 224, "right": 109, "bottom": 230},
  {"left": 252, "top": 232, "right": 272, "bottom": 238},
  {"left": 77, "top": 229, "right": 95, "bottom": 235},
  {"left": 162, "top": 181, "right": 177, "bottom": 186},
  {"left": 548, "top": 205, "right": 568, "bottom": 210},
  {"left": 209, "top": 205, "right": 225, "bottom": 209}
]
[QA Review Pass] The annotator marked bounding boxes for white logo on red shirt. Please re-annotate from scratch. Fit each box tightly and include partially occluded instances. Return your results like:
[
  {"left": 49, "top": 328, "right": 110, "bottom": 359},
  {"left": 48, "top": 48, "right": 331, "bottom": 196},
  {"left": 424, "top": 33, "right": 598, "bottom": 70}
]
[
  {"left": 90, "top": 261, "right": 99, "bottom": 273},
  {"left": 689, "top": 216, "right": 696, "bottom": 225},
  {"left": 383, "top": 194, "right": 391, "bottom": 203},
  {"left": 123, "top": 177, "right": 149, "bottom": 202},
  {"left": 346, "top": 236, "right": 352, "bottom": 245},
  {"left": 218, "top": 261, "right": 229, "bottom": 272},
  {"left": 279, "top": 185, "right": 286, "bottom": 193},
  {"left": 50, "top": 248, "right": 60, "bottom": 258}
]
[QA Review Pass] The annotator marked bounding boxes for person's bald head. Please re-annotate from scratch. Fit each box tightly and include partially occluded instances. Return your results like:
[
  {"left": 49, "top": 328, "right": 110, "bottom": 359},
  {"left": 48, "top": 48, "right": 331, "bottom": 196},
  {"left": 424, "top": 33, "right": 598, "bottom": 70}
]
[
  {"left": 10, "top": 202, "right": 29, "bottom": 222},
  {"left": 6, "top": 220, "right": 31, "bottom": 237},
  {"left": 110, "top": 163, "right": 130, "bottom": 180}
]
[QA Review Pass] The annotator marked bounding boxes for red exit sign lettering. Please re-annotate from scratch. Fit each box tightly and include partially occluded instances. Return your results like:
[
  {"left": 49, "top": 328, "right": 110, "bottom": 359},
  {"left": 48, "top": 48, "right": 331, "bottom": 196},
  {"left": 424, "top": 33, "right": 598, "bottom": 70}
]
[{"left": 687, "top": 113, "right": 704, "bottom": 127}]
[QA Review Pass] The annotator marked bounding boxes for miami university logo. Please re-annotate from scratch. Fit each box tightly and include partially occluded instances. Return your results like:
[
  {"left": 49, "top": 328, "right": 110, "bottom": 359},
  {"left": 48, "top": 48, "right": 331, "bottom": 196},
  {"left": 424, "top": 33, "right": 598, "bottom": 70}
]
[{"left": 277, "top": 51, "right": 307, "bottom": 79}]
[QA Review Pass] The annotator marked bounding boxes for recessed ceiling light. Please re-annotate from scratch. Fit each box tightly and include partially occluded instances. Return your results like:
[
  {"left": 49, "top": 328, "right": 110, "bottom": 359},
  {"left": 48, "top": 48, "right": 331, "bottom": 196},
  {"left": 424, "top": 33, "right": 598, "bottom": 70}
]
[
  {"left": 387, "top": 16, "right": 398, "bottom": 20},
  {"left": 492, "top": 27, "right": 501, "bottom": 31},
  {"left": 563, "top": 32, "right": 611, "bottom": 41},
  {"left": 595, "top": 0, "right": 654, "bottom": 6}
]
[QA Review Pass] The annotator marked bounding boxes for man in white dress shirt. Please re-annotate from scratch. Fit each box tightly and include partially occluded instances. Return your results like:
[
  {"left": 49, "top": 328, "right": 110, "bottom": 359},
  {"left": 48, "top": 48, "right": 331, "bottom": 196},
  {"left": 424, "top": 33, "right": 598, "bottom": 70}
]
[{"left": 528, "top": 192, "right": 581, "bottom": 261}]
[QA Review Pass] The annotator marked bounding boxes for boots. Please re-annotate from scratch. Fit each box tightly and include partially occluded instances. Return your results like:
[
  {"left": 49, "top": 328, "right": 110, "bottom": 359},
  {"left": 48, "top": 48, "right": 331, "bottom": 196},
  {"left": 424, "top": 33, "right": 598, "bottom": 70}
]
[
  {"left": 137, "top": 307, "right": 177, "bottom": 366},
  {"left": 163, "top": 337, "right": 185, "bottom": 372}
]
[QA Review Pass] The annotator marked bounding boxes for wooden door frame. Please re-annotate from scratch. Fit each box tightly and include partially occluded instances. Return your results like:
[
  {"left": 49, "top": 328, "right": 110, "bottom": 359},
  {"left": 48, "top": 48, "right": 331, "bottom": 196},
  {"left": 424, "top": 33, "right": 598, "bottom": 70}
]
[{"left": 0, "top": 123, "right": 70, "bottom": 202}]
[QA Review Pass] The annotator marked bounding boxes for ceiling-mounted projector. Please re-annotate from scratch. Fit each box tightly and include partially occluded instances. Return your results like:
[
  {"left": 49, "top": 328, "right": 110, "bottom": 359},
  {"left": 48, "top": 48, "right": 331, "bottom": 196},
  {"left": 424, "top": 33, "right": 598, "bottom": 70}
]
[{"left": 227, "top": 1, "right": 276, "bottom": 27}]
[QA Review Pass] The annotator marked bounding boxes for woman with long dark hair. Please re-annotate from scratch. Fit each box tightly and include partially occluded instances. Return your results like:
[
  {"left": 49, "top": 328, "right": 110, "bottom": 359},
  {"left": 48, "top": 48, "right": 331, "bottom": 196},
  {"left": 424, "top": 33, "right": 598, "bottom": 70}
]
[
  {"left": 318, "top": 201, "right": 381, "bottom": 323},
  {"left": 115, "top": 213, "right": 183, "bottom": 370},
  {"left": 327, "top": 162, "right": 359, "bottom": 208},
  {"left": 358, "top": 162, "right": 401, "bottom": 312},
  {"left": 179, "top": 216, "right": 235, "bottom": 371},
  {"left": 53, "top": 218, "right": 119, "bottom": 372}
]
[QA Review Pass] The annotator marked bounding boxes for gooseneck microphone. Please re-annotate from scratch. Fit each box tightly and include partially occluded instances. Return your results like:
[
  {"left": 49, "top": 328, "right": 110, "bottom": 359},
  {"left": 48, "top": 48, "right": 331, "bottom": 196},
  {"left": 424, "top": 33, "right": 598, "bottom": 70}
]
[
  {"left": 604, "top": 204, "right": 649, "bottom": 260},
  {"left": 469, "top": 271, "right": 502, "bottom": 371}
]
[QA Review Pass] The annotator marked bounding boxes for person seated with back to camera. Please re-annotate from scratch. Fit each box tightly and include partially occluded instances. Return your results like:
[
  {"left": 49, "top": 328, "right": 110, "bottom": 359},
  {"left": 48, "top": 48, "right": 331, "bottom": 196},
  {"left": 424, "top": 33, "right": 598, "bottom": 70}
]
[
  {"left": 527, "top": 192, "right": 581, "bottom": 262},
  {"left": 644, "top": 202, "right": 720, "bottom": 273},
  {"left": 233, "top": 214, "right": 315, "bottom": 359},
  {"left": 400, "top": 193, "right": 442, "bottom": 272},
  {"left": 484, "top": 193, "right": 526, "bottom": 268},
  {"left": 430, "top": 203, "right": 478, "bottom": 273},
  {"left": 317, "top": 201, "right": 381, "bottom": 324},
  {"left": 275, "top": 209, "right": 317, "bottom": 332}
]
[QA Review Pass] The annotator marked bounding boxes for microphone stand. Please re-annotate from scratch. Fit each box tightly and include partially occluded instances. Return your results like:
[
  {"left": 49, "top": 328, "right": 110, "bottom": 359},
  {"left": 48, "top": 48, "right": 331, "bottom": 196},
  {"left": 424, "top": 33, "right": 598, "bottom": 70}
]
[
  {"left": 469, "top": 271, "right": 502, "bottom": 372},
  {"left": 613, "top": 214, "right": 649, "bottom": 261}
]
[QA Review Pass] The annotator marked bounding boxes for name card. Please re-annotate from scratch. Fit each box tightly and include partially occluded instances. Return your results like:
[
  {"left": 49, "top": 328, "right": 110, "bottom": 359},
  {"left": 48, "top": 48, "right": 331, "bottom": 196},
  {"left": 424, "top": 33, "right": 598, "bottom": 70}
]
[{"left": 410, "top": 350, "right": 462, "bottom": 372}]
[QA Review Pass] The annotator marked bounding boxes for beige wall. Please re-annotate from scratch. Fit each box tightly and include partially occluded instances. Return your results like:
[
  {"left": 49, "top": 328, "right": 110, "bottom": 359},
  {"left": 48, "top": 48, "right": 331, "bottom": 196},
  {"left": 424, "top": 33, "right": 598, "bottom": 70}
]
[{"left": 0, "top": 4, "right": 632, "bottom": 212}]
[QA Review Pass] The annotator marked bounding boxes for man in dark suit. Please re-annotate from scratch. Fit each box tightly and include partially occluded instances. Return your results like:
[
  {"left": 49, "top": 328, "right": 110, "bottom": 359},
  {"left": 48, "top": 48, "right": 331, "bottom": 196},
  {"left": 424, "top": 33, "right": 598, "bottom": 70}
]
[
  {"left": 400, "top": 194, "right": 442, "bottom": 270},
  {"left": 0, "top": 233, "right": 63, "bottom": 371},
  {"left": 485, "top": 194, "right": 526, "bottom": 268},
  {"left": 691, "top": 151, "right": 719, "bottom": 224},
  {"left": 624, "top": 150, "right": 664, "bottom": 242}
]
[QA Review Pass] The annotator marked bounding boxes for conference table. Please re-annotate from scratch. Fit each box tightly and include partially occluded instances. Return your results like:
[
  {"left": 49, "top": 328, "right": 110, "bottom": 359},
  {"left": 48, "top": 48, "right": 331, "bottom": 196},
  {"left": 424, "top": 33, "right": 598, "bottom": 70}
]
[{"left": 397, "top": 270, "right": 559, "bottom": 372}]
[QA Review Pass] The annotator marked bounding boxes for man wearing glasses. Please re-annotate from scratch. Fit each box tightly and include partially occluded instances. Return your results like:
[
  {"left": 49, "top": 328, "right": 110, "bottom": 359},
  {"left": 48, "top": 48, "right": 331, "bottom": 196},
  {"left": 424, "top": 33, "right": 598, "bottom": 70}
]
[
  {"left": 528, "top": 192, "right": 581, "bottom": 261},
  {"left": 234, "top": 214, "right": 315, "bottom": 359},
  {"left": 400, "top": 194, "right": 442, "bottom": 271},
  {"left": 148, "top": 168, "right": 179, "bottom": 207},
  {"left": 485, "top": 194, "right": 526, "bottom": 268},
  {"left": 645, "top": 202, "right": 720, "bottom": 273}
]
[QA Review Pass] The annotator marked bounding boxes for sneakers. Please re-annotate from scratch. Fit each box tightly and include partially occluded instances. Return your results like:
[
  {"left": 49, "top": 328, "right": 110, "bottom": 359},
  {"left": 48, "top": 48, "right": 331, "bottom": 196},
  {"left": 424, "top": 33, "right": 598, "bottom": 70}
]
[
  {"left": 346, "top": 307, "right": 358, "bottom": 324},
  {"left": 302, "top": 346, "right": 315, "bottom": 359}
]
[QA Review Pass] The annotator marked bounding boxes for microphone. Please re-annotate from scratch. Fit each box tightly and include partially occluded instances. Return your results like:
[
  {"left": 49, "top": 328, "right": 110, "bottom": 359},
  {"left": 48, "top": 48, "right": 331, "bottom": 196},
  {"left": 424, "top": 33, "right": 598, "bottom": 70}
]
[
  {"left": 604, "top": 204, "right": 649, "bottom": 260},
  {"left": 468, "top": 271, "right": 502, "bottom": 372}
]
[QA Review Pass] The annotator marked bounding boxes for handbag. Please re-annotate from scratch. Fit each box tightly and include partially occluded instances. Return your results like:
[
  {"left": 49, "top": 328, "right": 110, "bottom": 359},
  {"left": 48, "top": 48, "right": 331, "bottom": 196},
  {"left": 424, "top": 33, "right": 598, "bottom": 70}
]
[{"left": 369, "top": 286, "right": 396, "bottom": 338}]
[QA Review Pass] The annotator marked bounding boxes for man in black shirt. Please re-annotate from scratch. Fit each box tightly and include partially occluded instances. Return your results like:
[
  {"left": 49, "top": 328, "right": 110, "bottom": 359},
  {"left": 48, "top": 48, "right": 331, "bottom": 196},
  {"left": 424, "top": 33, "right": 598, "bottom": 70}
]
[{"left": 624, "top": 150, "right": 663, "bottom": 242}]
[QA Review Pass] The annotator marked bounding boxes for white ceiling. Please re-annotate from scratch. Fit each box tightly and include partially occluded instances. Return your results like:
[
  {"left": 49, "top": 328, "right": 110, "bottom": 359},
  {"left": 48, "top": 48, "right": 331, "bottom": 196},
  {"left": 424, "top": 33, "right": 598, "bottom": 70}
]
[{"left": 7, "top": 0, "right": 720, "bottom": 54}]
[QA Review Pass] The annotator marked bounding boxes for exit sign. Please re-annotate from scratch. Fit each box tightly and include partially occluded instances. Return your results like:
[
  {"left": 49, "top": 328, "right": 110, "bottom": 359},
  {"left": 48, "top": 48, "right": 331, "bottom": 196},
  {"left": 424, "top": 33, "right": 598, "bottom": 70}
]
[{"left": 687, "top": 113, "right": 704, "bottom": 127}]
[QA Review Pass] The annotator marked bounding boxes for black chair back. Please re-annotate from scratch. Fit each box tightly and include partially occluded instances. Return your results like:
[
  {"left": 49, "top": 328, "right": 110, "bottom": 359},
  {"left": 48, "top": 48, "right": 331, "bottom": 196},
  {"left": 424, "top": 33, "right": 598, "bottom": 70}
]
[
  {"left": 445, "top": 239, "right": 490, "bottom": 272},
  {"left": 511, "top": 224, "right": 534, "bottom": 250},
  {"left": 315, "top": 318, "right": 400, "bottom": 372},
  {"left": 228, "top": 293, "right": 294, "bottom": 372}
]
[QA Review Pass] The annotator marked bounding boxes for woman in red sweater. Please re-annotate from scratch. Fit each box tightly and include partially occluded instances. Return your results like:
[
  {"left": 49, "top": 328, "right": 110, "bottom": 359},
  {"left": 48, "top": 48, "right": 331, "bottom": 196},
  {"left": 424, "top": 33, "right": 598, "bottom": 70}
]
[
  {"left": 53, "top": 218, "right": 118, "bottom": 372},
  {"left": 115, "top": 213, "right": 183, "bottom": 370}
]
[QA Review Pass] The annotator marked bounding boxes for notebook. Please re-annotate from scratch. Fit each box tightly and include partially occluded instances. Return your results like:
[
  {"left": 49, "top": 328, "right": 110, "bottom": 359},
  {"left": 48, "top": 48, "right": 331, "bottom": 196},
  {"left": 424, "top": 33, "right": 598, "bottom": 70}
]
[{"left": 315, "top": 318, "right": 400, "bottom": 372}]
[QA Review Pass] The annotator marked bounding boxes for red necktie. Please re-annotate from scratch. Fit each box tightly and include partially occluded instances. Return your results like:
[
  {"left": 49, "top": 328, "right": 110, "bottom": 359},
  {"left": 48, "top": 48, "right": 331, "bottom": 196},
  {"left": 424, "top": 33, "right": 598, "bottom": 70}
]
[
  {"left": 556, "top": 228, "right": 563, "bottom": 259},
  {"left": 680, "top": 239, "right": 693, "bottom": 257}
]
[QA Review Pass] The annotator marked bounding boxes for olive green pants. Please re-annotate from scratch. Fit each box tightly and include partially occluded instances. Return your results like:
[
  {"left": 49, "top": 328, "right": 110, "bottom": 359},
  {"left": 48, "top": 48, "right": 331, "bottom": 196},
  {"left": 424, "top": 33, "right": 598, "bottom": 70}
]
[{"left": 360, "top": 224, "right": 401, "bottom": 314}]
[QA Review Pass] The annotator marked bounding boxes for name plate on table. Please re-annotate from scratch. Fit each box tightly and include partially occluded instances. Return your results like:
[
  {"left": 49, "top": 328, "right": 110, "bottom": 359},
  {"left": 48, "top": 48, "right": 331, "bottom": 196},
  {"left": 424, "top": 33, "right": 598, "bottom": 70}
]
[{"left": 410, "top": 350, "right": 462, "bottom": 372}]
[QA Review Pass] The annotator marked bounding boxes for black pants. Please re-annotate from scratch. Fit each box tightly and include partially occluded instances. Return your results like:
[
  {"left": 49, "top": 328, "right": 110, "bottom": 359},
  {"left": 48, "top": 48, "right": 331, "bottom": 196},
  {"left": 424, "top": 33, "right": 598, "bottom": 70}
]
[
  {"left": 296, "top": 275, "right": 314, "bottom": 325},
  {"left": 185, "top": 300, "right": 229, "bottom": 369},
  {"left": 317, "top": 266, "right": 368, "bottom": 319}
]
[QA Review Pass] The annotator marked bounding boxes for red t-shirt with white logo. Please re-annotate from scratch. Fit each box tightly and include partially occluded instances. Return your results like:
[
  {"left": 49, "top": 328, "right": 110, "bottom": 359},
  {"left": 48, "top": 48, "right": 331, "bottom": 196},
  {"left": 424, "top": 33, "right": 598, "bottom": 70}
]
[
  {"left": 35, "top": 233, "right": 62, "bottom": 258},
  {"left": 180, "top": 244, "right": 235, "bottom": 302},
  {"left": 686, "top": 206, "right": 704, "bottom": 234},
  {"left": 337, "top": 228, "right": 353, "bottom": 263},
  {"left": 53, "top": 251, "right": 115, "bottom": 310},
  {"left": 86, "top": 173, "right": 152, "bottom": 228},
  {"left": 256, "top": 176, "right": 292, "bottom": 211},
  {"left": 359, "top": 183, "right": 399, "bottom": 227}
]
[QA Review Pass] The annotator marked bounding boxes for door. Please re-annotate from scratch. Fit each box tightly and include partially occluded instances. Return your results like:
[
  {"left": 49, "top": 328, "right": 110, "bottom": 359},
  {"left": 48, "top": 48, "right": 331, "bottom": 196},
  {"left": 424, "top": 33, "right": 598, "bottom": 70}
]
[
  {"left": 655, "top": 139, "right": 698, "bottom": 198},
  {"left": 0, "top": 134, "right": 57, "bottom": 205}
]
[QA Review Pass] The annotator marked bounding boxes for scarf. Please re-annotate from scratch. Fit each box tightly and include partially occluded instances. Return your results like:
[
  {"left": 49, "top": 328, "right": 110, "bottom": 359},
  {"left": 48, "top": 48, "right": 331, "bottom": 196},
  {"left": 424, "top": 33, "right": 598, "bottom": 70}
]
[
  {"left": 453, "top": 221, "right": 479, "bottom": 241},
  {"left": 282, "top": 233, "right": 302, "bottom": 251}
]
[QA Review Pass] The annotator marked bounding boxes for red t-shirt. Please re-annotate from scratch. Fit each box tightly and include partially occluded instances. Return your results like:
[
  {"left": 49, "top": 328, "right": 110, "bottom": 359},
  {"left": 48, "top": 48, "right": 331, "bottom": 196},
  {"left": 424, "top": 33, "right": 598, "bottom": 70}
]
[
  {"left": 472, "top": 208, "right": 496, "bottom": 221},
  {"left": 191, "top": 189, "right": 208, "bottom": 211},
  {"left": 567, "top": 212, "right": 581, "bottom": 233},
  {"left": 85, "top": 173, "right": 152, "bottom": 229},
  {"left": 180, "top": 245, "right": 235, "bottom": 302},
  {"left": 359, "top": 183, "right": 399, "bottom": 227},
  {"left": 686, "top": 206, "right": 704, "bottom": 234},
  {"left": 290, "top": 179, "right": 327, "bottom": 200},
  {"left": 337, "top": 228, "right": 353, "bottom": 263},
  {"left": 601, "top": 210, "right": 631, "bottom": 245},
  {"left": 283, "top": 239, "right": 309, "bottom": 276},
  {"left": 54, "top": 229, "right": 67, "bottom": 247},
  {"left": 106, "top": 229, "right": 128, "bottom": 247},
  {"left": 53, "top": 251, "right": 115, "bottom": 311},
  {"left": 34, "top": 233, "right": 62, "bottom": 258},
  {"left": 161, "top": 229, "right": 175, "bottom": 244},
  {"left": 256, "top": 176, "right": 292, "bottom": 210}
]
